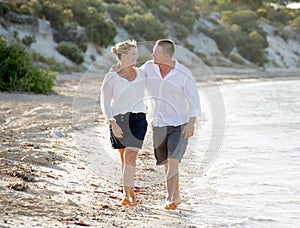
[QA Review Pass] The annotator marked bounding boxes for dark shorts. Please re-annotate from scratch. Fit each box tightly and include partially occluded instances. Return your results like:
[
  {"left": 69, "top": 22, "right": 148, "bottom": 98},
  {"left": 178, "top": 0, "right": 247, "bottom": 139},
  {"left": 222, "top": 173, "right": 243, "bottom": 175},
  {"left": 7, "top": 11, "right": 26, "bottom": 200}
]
[
  {"left": 152, "top": 124, "right": 188, "bottom": 165},
  {"left": 110, "top": 112, "right": 147, "bottom": 149}
]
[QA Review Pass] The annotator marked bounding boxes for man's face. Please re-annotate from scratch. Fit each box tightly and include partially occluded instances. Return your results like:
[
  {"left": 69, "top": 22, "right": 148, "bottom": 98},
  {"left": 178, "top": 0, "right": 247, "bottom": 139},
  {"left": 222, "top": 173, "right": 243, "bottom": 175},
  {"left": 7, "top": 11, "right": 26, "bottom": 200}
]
[{"left": 152, "top": 45, "right": 166, "bottom": 65}]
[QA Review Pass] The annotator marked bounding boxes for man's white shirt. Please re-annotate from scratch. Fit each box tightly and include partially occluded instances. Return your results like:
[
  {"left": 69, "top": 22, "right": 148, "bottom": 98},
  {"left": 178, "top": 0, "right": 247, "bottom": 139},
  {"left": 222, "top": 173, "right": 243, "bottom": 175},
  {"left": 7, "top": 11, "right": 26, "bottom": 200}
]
[{"left": 141, "top": 60, "right": 201, "bottom": 127}]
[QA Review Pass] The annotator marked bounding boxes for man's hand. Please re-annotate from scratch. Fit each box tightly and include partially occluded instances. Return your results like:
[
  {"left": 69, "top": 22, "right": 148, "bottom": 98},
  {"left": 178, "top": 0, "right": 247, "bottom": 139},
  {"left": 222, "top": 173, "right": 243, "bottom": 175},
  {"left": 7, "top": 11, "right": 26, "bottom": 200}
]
[
  {"left": 109, "top": 63, "right": 121, "bottom": 72},
  {"left": 182, "top": 117, "right": 196, "bottom": 139}
]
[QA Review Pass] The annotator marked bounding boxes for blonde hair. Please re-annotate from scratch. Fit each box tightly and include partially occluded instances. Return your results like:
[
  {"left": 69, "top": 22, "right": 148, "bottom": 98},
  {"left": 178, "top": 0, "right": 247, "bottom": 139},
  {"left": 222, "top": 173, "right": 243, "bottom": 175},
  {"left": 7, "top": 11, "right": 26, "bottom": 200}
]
[{"left": 111, "top": 39, "right": 137, "bottom": 61}]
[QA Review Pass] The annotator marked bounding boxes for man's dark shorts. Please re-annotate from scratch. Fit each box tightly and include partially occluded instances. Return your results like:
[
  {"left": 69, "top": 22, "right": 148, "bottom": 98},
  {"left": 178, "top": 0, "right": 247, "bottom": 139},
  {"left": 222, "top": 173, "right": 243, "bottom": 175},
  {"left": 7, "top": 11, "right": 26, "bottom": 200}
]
[{"left": 152, "top": 124, "right": 188, "bottom": 165}]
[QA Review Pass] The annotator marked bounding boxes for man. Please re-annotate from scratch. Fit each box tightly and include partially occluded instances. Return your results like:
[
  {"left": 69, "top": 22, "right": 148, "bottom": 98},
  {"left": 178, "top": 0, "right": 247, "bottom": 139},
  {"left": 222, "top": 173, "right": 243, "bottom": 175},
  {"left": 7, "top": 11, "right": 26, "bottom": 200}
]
[{"left": 141, "top": 39, "right": 201, "bottom": 210}]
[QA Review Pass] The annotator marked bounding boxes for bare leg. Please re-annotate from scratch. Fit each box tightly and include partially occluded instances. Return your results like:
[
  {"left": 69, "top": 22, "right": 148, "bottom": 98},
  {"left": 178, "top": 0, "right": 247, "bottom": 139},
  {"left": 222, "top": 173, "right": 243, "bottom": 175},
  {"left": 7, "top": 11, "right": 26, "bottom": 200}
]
[
  {"left": 173, "top": 181, "right": 181, "bottom": 205},
  {"left": 164, "top": 161, "right": 181, "bottom": 205},
  {"left": 119, "top": 148, "right": 136, "bottom": 204},
  {"left": 122, "top": 147, "right": 138, "bottom": 205},
  {"left": 118, "top": 148, "right": 125, "bottom": 171},
  {"left": 164, "top": 158, "right": 179, "bottom": 210}
]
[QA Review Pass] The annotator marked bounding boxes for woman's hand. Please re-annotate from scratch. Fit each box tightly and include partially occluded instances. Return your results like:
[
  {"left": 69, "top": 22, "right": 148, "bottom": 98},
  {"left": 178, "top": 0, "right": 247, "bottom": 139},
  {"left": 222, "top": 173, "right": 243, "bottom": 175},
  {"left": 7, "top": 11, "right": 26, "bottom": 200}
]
[{"left": 111, "top": 121, "right": 123, "bottom": 138}]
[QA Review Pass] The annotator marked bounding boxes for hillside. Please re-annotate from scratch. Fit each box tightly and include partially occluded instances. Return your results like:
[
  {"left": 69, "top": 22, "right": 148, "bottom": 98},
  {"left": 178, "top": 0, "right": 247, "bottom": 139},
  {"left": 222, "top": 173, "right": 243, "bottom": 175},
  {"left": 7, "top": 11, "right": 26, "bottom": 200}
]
[{"left": 0, "top": 0, "right": 300, "bottom": 73}]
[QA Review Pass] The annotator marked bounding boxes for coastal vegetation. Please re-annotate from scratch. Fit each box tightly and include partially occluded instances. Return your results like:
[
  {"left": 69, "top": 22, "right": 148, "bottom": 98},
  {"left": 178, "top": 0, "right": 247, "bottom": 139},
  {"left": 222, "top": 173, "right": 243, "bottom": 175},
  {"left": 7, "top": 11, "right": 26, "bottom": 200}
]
[{"left": 0, "top": 37, "right": 56, "bottom": 93}]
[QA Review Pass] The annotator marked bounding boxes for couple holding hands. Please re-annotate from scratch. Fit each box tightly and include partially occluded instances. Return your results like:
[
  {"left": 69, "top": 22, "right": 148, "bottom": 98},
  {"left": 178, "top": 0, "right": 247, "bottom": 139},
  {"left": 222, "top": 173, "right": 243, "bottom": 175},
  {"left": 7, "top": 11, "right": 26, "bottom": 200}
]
[{"left": 101, "top": 39, "right": 201, "bottom": 210}]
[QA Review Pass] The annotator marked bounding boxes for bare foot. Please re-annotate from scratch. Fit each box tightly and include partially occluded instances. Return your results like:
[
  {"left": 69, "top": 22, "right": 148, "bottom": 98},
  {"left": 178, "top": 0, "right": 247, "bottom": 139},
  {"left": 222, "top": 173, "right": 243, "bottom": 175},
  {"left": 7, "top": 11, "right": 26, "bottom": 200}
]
[
  {"left": 120, "top": 197, "right": 131, "bottom": 206},
  {"left": 164, "top": 201, "right": 177, "bottom": 210},
  {"left": 173, "top": 197, "right": 182, "bottom": 206},
  {"left": 130, "top": 188, "right": 138, "bottom": 205},
  {"left": 173, "top": 192, "right": 182, "bottom": 206}
]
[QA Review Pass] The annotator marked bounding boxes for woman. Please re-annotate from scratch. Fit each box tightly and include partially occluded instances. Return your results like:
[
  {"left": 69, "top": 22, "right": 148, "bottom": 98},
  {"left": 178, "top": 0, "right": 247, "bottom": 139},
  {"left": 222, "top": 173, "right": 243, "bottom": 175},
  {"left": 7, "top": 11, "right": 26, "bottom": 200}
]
[{"left": 101, "top": 40, "right": 147, "bottom": 206}]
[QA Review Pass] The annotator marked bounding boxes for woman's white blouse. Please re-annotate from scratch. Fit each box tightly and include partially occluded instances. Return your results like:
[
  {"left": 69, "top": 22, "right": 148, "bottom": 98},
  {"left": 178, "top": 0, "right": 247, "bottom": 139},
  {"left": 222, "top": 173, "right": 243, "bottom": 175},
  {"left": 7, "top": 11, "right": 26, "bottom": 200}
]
[{"left": 100, "top": 68, "right": 147, "bottom": 121}]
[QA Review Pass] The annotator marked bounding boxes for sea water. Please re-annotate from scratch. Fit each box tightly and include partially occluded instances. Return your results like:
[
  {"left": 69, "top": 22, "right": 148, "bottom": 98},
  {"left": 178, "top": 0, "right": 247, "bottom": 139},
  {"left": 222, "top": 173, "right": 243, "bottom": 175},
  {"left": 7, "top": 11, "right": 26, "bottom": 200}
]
[{"left": 188, "top": 79, "right": 300, "bottom": 227}]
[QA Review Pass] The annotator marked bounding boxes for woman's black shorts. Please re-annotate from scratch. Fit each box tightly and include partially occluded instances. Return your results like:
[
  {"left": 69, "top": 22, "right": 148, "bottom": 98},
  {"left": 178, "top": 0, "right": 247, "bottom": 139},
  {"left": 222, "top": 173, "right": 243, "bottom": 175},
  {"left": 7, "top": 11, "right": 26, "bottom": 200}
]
[{"left": 110, "top": 112, "right": 147, "bottom": 149}]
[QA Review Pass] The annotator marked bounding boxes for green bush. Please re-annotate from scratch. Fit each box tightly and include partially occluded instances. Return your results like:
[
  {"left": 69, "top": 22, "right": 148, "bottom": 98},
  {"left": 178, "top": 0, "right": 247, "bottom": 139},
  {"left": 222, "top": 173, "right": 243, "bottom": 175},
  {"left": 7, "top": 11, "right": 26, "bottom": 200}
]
[
  {"left": 39, "top": 1, "right": 72, "bottom": 26},
  {"left": 222, "top": 10, "right": 258, "bottom": 33},
  {"left": 217, "top": 2, "right": 236, "bottom": 12},
  {"left": 72, "top": 1, "right": 105, "bottom": 27},
  {"left": 155, "top": 1, "right": 197, "bottom": 31},
  {"left": 237, "top": 31, "right": 267, "bottom": 66},
  {"left": 0, "top": 37, "right": 56, "bottom": 94},
  {"left": 273, "top": 27, "right": 290, "bottom": 42},
  {"left": 0, "top": 1, "right": 13, "bottom": 15},
  {"left": 90, "top": 54, "right": 96, "bottom": 61},
  {"left": 208, "top": 27, "right": 235, "bottom": 57},
  {"left": 57, "top": 41, "right": 84, "bottom": 64},
  {"left": 53, "top": 23, "right": 88, "bottom": 52},
  {"left": 230, "top": 24, "right": 245, "bottom": 44},
  {"left": 87, "top": 17, "right": 117, "bottom": 47},
  {"left": 140, "top": 0, "right": 155, "bottom": 8},
  {"left": 31, "top": 51, "right": 57, "bottom": 65},
  {"left": 172, "top": 22, "right": 189, "bottom": 40},
  {"left": 115, "top": 0, "right": 147, "bottom": 14},
  {"left": 22, "top": 35, "right": 36, "bottom": 47},
  {"left": 290, "top": 15, "right": 300, "bottom": 33},
  {"left": 107, "top": 4, "right": 133, "bottom": 25},
  {"left": 123, "top": 12, "right": 165, "bottom": 41},
  {"left": 266, "top": 8, "right": 296, "bottom": 26},
  {"left": 257, "top": 8, "right": 267, "bottom": 18}
]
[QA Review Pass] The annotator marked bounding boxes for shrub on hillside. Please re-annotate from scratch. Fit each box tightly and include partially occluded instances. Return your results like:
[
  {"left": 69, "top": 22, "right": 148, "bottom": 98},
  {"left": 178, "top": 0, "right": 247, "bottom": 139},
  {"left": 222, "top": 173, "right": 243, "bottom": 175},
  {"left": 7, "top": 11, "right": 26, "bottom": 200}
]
[
  {"left": 0, "top": 37, "right": 56, "bottom": 94},
  {"left": 0, "top": 1, "right": 13, "bottom": 15},
  {"left": 222, "top": 10, "right": 258, "bottom": 33},
  {"left": 107, "top": 4, "right": 133, "bottom": 25},
  {"left": 39, "top": 1, "right": 72, "bottom": 26},
  {"left": 22, "top": 35, "right": 36, "bottom": 47},
  {"left": 266, "top": 8, "right": 296, "bottom": 26},
  {"left": 207, "top": 27, "right": 235, "bottom": 57},
  {"left": 123, "top": 13, "right": 165, "bottom": 41},
  {"left": 72, "top": 1, "right": 117, "bottom": 47},
  {"left": 72, "top": 0, "right": 105, "bottom": 27},
  {"left": 87, "top": 17, "right": 117, "bottom": 47},
  {"left": 217, "top": 2, "right": 236, "bottom": 12},
  {"left": 156, "top": 1, "right": 197, "bottom": 31},
  {"left": 56, "top": 41, "right": 84, "bottom": 64},
  {"left": 115, "top": 0, "right": 147, "bottom": 14},
  {"left": 237, "top": 31, "right": 267, "bottom": 66},
  {"left": 257, "top": 8, "right": 267, "bottom": 18},
  {"left": 290, "top": 15, "right": 300, "bottom": 33},
  {"left": 171, "top": 22, "right": 189, "bottom": 40},
  {"left": 230, "top": 24, "right": 245, "bottom": 44},
  {"left": 53, "top": 23, "right": 88, "bottom": 52}
]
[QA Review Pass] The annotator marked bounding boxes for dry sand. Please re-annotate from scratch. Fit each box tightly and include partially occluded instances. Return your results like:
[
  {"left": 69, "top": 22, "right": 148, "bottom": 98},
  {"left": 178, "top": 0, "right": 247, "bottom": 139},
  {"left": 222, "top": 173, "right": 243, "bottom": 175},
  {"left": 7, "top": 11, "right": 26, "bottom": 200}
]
[{"left": 0, "top": 73, "right": 200, "bottom": 228}]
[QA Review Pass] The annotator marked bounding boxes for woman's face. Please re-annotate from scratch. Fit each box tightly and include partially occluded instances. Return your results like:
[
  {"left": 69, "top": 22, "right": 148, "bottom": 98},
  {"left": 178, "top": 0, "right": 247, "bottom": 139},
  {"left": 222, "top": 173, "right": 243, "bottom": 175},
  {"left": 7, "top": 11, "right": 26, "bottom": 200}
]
[{"left": 120, "top": 47, "right": 138, "bottom": 67}]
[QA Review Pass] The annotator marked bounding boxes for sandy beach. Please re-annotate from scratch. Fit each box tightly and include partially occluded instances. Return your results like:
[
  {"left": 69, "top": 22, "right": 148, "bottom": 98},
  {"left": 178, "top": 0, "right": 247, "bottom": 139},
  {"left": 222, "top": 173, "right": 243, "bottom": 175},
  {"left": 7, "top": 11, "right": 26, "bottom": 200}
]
[
  {"left": 0, "top": 72, "right": 202, "bottom": 228},
  {"left": 1, "top": 68, "right": 299, "bottom": 227}
]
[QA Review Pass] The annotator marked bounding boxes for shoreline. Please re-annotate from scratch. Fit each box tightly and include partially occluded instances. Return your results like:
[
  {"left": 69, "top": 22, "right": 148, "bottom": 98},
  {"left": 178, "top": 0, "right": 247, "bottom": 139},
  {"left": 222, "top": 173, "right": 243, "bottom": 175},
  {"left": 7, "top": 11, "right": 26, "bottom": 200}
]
[
  {"left": 54, "top": 67, "right": 300, "bottom": 85},
  {"left": 0, "top": 68, "right": 299, "bottom": 227},
  {"left": 208, "top": 67, "right": 300, "bottom": 82}
]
